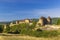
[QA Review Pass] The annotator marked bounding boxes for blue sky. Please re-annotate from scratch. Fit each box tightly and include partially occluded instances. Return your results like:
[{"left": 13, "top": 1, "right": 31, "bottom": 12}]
[{"left": 0, "top": 0, "right": 60, "bottom": 21}]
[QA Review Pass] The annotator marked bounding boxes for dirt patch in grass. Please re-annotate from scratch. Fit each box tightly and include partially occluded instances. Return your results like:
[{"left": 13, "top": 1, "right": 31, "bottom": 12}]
[{"left": 0, "top": 35, "right": 60, "bottom": 40}]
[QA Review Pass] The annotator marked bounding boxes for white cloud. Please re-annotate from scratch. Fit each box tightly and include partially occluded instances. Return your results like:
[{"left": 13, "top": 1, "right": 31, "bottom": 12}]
[
  {"left": 0, "top": 8, "right": 60, "bottom": 22},
  {"left": 32, "top": 8, "right": 60, "bottom": 17},
  {"left": 11, "top": 8, "right": 60, "bottom": 18}
]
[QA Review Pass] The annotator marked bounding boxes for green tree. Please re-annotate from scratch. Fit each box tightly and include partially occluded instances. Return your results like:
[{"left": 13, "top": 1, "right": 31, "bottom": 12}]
[
  {"left": 0, "top": 25, "right": 4, "bottom": 33},
  {"left": 56, "top": 18, "right": 60, "bottom": 25}
]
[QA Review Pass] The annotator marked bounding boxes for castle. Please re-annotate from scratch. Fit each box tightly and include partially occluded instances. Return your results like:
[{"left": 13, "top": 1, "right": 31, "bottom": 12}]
[
  {"left": 3, "top": 16, "right": 52, "bottom": 29},
  {"left": 2, "top": 16, "right": 52, "bottom": 31},
  {"left": 9, "top": 16, "right": 52, "bottom": 27},
  {"left": 9, "top": 19, "right": 33, "bottom": 26},
  {"left": 37, "top": 16, "right": 52, "bottom": 26}
]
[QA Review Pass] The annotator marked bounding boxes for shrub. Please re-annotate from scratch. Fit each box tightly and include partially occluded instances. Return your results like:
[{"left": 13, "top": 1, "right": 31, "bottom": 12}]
[
  {"left": 4, "top": 23, "right": 59, "bottom": 37},
  {"left": 5, "top": 26, "right": 10, "bottom": 33},
  {"left": 31, "top": 30, "right": 59, "bottom": 37},
  {"left": 56, "top": 19, "right": 60, "bottom": 25},
  {"left": 0, "top": 25, "right": 4, "bottom": 33},
  {"left": 3, "top": 24, "right": 11, "bottom": 33},
  {"left": 9, "top": 25, "right": 21, "bottom": 34}
]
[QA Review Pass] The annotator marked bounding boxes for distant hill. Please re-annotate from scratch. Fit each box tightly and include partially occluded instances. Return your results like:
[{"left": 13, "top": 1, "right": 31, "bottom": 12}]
[
  {"left": 0, "top": 22, "right": 11, "bottom": 25},
  {"left": 0, "top": 18, "right": 59, "bottom": 25}
]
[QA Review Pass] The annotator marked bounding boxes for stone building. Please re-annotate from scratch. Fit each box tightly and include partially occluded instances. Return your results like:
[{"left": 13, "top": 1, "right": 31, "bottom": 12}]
[
  {"left": 37, "top": 16, "right": 52, "bottom": 26},
  {"left": 47, "top": 16, "right": 52, "bottom": 24},
  {"left": 9, "top": 19, "right": 33, "bottom": 26},
  {"left": 9, "top": 22, "right": 17, "bottom": 26}
]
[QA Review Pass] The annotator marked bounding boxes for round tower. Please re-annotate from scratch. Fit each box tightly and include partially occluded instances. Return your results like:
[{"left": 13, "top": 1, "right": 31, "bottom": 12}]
[
  {"left": 37, "top": 16, "right": 47, "bottom": 26},
  {"left": 47, "top": 16, "right": 52, "bottom": 24}
]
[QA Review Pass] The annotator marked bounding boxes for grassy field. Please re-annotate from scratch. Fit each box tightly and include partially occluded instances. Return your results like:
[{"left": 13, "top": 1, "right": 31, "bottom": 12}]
[{"left": 0, "top": 35, "right": 60, "bottom": 40}]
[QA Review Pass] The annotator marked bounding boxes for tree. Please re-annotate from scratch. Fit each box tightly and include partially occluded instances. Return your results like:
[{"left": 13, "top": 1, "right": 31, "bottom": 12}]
[
  {"left": 0, "top": 25, "right": 4, "bottom": 33},
  {"left": 56, "top": 18, "right": 60, "bottom": 25}
]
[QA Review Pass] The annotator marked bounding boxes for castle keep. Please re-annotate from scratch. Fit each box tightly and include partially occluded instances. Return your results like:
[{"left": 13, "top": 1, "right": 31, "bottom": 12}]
[{"left": 37, "top": 16, "right": 52, "bottom": 26}]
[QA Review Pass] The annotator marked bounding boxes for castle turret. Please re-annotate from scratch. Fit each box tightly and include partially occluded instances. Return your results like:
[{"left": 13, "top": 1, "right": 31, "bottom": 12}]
[
  {"left": 47, "top": 16, "right": 52, "bottom": 24},
  {"left": 37, "top": 16, "right": 48, "bottom": 26}
]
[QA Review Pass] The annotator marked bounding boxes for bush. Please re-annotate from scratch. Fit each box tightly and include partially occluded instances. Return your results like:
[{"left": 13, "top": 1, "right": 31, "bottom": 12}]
[
  {"left": 9, "top": 25, "right": 21, "bottom": 34},
  {"left": 7, "top": 23, "right": 35, "bottom": 34},
  {"left": 0, "top": 25, "right": 4, "bottom": 33},
  {"left": 31, "top": 30, "right": 59, "bottom": 37},
  {"left": 3, "top": 23, "right": 59, "bottom": 37},
  {"left": 56, "top": 19, "right": 60, "bottom": 25},
  {"left": 5, "top": 26, "right": 10, "bottom": 33}
]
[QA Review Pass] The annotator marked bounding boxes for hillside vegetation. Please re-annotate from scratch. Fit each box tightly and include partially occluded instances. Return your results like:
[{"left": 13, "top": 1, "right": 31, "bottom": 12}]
[{"left": 0, "top": 18, "right": 60, "bottom": 37}]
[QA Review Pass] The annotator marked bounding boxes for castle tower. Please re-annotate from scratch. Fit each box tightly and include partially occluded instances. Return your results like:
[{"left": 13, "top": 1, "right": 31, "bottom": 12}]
[
  {"left": 47, "top": 16, "right": 52, "bottom": 24},
  {"left": 37, "top": 16, "right": 48, "bottom": 26},
  {"left": 38, "top": 16, "right": 44, "bottom": 26}
]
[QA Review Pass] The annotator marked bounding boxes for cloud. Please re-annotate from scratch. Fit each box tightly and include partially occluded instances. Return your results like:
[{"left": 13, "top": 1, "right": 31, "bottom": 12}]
[
  {"left": 0, "top": 8, "right": 60, "bottom": 21},
  {"left": 1, "top": 8, "right": 60, "bottom": 18},
  {"left": 32, "top": 8, "right": 60, "bottom": 17},
  {"left": 19, "top": 8, "right": 60, "bottom": 15},
  {"left": 7, "top": 8, "right": 59, "bottom": 18}
]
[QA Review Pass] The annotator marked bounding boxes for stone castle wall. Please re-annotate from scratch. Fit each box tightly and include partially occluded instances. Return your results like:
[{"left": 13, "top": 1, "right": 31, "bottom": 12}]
[{"left": 37, "top": 16, "right": 52, "bottom": 26}]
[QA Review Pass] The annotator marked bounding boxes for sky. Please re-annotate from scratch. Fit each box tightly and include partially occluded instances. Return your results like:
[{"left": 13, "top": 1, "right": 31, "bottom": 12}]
[{"left": 0, "top": 0, "right": 60, "bottom": 21}]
